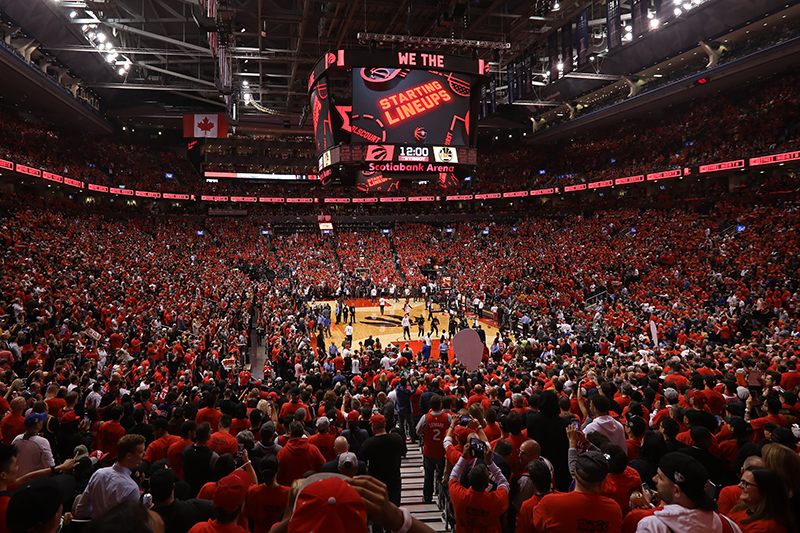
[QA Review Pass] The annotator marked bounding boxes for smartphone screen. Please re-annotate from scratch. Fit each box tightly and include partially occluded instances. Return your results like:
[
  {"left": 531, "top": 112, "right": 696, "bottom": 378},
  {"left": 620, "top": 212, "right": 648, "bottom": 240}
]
[
  {"left": 571, "top": 419, "right": 581, "bottom": 429},
  {"left": 470, "top": 437, "right": 485, "bottom": 457}
]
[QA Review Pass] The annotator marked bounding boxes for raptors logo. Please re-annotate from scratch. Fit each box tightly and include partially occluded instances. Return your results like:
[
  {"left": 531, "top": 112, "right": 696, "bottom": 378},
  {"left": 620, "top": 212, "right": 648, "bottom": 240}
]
[
  {"left": 366, "top": 145, "right": 395, "bottom": 161},
  {"left": 414, "top": 127, "right": 428, "bottom": 142},
  {"left": 360, "top": 68, "right": 410, "bottom": 83}
]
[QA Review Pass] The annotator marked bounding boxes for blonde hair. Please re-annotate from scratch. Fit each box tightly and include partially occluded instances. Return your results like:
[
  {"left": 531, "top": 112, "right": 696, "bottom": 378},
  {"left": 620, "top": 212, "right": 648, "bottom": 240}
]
[
  {"left": 284, "top": 478, "right": 306, "bottom": 520},
  {"left": 256, "top": 399, "right": 269, "bottom": 414},
  {"left": 762, "top": 443, "right": 800, "bottom": 497}
]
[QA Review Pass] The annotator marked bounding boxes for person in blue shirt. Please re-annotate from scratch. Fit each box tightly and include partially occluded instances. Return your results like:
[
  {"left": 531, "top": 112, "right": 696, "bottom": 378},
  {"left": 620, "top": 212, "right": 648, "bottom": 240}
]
[{"left": 394, "top": 377, "right": 416, "bottom": 443}]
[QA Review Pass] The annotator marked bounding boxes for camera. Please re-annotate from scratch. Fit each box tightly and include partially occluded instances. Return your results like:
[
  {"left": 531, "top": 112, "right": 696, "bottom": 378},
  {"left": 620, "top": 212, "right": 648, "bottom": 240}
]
[
  {"left": 459, "top": 415, "right": 470, "bottom": 426},
  {"left": 469, "top": 437, "right": 485, "bottom": 458}
]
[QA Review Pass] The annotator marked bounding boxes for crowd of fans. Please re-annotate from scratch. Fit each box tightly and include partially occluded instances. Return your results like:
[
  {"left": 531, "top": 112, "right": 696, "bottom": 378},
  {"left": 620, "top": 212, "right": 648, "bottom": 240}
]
[{"left": 0, "top": 182, "right": 798, "bottom": 533}]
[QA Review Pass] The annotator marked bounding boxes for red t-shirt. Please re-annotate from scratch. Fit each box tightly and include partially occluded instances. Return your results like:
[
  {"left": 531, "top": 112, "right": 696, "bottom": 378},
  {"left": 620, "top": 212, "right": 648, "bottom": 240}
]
[
  {"left": 187, "top": 520, "right": 249, "bottom": 533},
  {"left": 144, "top": 434, "right": 181, "bottom": 464},
  {"left": 0, "top": 491, "right": 12, "bottom": 533},
  {"left": 195, "top": 407, "right": 223, "bottom": 432},
  {"left": 166, "top": 439, "right": 193, "bottom": 479},
  {"left": 532, "top": 491, "right": 623, "bottom": 533},
  {"left": 278, "top": 401, "right": 310, "bottom": 422},
  {"left": 230, "top": 418, "right": 249, "bottom": 437},
  {"left": 96, "top": 420, "right": 127, "bottom": 455},
  {"left": 44, "top": 398, "right": 67, "bottom": 418},
  {"left": 750, "top": 414, "right": 788, "bottom": 442},
  {"left": 718, "top": 485, "right": 742, "bottom": 515},
  {"left": 244, "top": 484, "right": 290, "bottom": 533},
  {"left": 602, "top": 467, "right": 643, "bottom": 515},
  {"left": 517, "top": 493, "right": 548, "bottom": 533},
  {"left": 308, "top": 431, "right": 337, "bottom": 462},
  {"left": 0, "top": 414, "right": 25, "bottom": 446},
  {"left": 208, "top": 431, "right": 239, "bottom": 456},
  {"left": 448, "top": 477, "right": 509, "bottom": 533},
  {"left": 726, "top": 506, "right": 787, "bottom": 533}
]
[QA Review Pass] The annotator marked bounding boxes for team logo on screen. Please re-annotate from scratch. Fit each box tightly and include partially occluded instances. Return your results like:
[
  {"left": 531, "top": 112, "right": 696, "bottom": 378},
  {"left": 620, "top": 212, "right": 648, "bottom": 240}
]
[
  {"left": 414, "top": 127, "right": 428, "bottom": 142},
  {"left": 360, "top": 68, "right": 410, "bottom": 83},
  {"left": 435, "top": 147, "right": 458, "bottom": 164},
  {"left": 366, "top": 145, "right": 395, "bottom": 161}
]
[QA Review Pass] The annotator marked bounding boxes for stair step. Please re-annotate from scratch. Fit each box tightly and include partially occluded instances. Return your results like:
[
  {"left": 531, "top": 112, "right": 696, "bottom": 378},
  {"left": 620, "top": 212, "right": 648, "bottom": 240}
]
[
  {"left": 402, "top": 503, "right": 440, "bottom": 512},
  {"left": 410, "top": 512, "right": 445, "bottom": 522}
]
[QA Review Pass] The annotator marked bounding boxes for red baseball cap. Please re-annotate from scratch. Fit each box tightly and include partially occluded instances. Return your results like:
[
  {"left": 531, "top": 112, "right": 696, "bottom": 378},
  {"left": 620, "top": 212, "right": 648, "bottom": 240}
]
[
  {"left": 346, "top": 411, "right": 360, "bottom": 424},
  {"left": 60, "top": 411, "right": 80, "bottom": 424},
  {"left": 454, "top": 426, "right": 471, "bottom": 443},
  {"left": 370, "top": 414, "right": 386, "bottom": 426},
  {"left": 213, "top": 470, "right": 250, "bottom": 512},
  {"left": 289, "top": 474, "right": 367, "bottom": 533}
]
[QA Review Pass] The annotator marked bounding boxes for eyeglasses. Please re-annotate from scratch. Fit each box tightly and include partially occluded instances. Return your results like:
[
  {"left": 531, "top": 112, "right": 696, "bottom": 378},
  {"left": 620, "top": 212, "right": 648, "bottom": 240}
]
[{"left": 739, "top": 478, "right": 757, "bottom": 489}]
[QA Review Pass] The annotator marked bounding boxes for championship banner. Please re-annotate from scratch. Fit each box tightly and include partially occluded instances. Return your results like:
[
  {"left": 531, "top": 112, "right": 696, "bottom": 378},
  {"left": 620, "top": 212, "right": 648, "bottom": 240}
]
[
  {"left": 489, "top": 75, "right": 497, "bottom": 114},
  {"left": 607, "top": 0, "right": 622, "bottom": 49},
  {"left": 507, "top": 63, "right": 516, "bottom": 104},
  {"left": 562, "top": 23, "right": 574, "bottom": 75},
  {"left": 577, "top": 11, "right": 589, "bottom": 66},
  {"left": 548, "top": 33, "right": 559, "bottom": 83},
  {"left": 480, "top": 83, "right": 488, "bottom": 119},
  {"left": 632, "top": 0, "right": 648, "bottom": 37},
  {"left": 522, "top": 50, "right": 532, "bottom": 97},
  {"left": 182, "top": 113, "right": 229, "bottom": 138}
]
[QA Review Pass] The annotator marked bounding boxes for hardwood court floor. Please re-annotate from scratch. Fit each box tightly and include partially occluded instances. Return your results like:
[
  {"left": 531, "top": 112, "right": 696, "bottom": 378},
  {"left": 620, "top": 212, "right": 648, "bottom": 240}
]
[{"left": 315, "top": 298, "right": 502, "bottom": 362}]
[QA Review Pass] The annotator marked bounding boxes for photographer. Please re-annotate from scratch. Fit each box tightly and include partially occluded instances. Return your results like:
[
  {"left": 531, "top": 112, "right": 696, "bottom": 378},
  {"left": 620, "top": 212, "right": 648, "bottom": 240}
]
[{"left": 448, "top": 438, "right": 509, "bottom": 533}]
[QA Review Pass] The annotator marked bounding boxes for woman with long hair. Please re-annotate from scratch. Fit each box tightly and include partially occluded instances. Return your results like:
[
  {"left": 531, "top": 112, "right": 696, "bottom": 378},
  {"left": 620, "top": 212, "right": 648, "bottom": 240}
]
[
  {"left": 726, "top": 466, "right": 794, "bottom": 533},
  {"left": 761, "top": 442, "right": 800, "bottom": 528}
]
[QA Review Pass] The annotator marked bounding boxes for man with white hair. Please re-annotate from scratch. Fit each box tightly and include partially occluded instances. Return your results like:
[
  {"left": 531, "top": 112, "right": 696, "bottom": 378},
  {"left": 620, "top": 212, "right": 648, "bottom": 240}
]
[{"left": 321, "top": 436, "right": 367, "bottom": 474}]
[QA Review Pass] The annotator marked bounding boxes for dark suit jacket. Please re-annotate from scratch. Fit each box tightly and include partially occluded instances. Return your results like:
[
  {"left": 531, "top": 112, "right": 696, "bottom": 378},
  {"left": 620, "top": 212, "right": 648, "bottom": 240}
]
[{"left": 321, "top": 456, "right": 368, "bottom": 475}]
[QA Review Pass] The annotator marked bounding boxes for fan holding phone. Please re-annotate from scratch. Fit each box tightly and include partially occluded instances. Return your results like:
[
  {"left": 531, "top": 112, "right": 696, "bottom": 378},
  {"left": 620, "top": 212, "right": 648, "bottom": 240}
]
[{"left": 448, "top": 438, "right": 510, "bottom": 533}]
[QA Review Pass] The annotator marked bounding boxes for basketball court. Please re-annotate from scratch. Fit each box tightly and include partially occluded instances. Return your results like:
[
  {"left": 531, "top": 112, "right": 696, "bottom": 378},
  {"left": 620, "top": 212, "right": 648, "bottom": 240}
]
[{"left": 313, "top": 298, "right": 502, "bottom": 364}]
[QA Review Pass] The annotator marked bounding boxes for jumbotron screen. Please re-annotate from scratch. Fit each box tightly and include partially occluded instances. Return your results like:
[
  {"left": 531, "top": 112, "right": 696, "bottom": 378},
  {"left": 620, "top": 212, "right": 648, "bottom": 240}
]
[{"left": 351, "top": 68, "right": 472, "bottom": 147}]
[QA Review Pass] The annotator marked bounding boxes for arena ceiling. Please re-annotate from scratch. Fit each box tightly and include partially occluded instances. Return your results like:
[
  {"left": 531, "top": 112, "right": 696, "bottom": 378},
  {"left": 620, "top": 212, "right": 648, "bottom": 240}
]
[{"left": 0, "top": 0, "right": 594, "bottom": 128}]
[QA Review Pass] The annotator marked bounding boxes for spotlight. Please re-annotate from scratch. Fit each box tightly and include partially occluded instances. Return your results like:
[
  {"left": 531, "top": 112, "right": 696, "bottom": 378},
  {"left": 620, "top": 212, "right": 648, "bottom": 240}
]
[
  {"left": 97, "top": 32, "right": 106, "bottom": 42},
  {"left": 69, "top": 11, "right": 77, "bottom": 18},
  {"left": 674, "top": 8, "right": 682, "bottom": 15},
  {"left": 650, "top": 19, "right": 660, "bottom": 28}
]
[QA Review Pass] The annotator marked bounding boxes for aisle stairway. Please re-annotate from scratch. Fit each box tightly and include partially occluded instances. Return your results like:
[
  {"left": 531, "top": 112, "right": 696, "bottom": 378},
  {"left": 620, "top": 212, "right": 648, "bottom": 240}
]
[{"left": 400, "top": 446, "right": 448, "bottom": 532}]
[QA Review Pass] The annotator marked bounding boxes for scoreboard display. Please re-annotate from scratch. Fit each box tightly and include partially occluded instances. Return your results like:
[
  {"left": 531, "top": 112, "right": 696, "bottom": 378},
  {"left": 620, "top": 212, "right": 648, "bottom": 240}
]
[
  {"left": 318, "top": 145, "right": 477, "bottom": 172},
  {"left": 351, "top": 68, "right": 471, "bottom": 147},
  {"left": 308, "top": 48, "right": 487, "bottom": 184}
]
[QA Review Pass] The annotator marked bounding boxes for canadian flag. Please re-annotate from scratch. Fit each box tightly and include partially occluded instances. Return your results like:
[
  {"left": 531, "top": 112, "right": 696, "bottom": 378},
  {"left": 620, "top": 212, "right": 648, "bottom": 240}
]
[{"left": 183, "top": 113, "right": 229, "bottom": 138}]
